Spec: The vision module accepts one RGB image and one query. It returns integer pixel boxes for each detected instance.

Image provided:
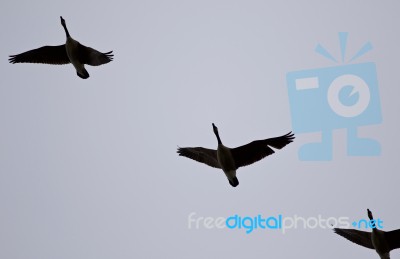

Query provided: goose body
[334,209,400,259]
[177,123,294,187]
[65,36,88,79]
[217,143,238,186]
[9,16,113,79]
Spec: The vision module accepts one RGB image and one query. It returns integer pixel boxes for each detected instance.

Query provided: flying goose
[334,209,400,259]
[9,16,113,79]
[177,123,294,187]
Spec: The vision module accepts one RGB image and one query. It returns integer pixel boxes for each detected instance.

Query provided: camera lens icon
[327,74,370,118]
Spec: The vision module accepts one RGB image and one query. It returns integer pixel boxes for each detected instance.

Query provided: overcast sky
[1,0,399,258]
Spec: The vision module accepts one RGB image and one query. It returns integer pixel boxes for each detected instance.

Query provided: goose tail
[77,68,89,79]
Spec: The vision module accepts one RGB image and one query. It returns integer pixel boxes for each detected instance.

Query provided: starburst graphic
[315,32,373,63]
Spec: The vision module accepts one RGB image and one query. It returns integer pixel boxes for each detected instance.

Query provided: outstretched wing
[78,43,113,66]
[385,229,400,250]
[9,45,70,65]
[333,228,374,249]
[177,147,220,169]
[231,132,294,169]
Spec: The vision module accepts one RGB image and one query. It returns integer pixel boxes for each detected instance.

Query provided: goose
[334,209,400,259]
[177,123,294,187]
[9,16,113,79]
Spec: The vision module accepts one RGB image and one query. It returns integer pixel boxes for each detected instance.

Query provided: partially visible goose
[9,16,113,79]
[177,123,294,187]
[334,209,400,259]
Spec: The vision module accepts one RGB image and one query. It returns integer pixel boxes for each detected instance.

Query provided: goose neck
[62,23,70,38]
[215,132,222,145]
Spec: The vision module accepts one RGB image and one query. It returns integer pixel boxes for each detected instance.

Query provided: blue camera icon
[286,33,382,161]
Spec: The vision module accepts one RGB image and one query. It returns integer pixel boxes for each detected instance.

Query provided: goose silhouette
[334,209,400,259]
[178,123,294,187]
[9,16,113,79]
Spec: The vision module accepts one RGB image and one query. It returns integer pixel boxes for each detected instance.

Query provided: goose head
[212,123,222,145]
[60,16,70,38]
[60,16,66,26]
[368,209,374,220]
[212,123,218,135]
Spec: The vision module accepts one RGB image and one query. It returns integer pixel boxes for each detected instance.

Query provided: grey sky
[1,0,399,258]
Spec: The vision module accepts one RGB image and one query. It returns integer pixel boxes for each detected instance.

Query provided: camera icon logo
[286,33,382,161]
